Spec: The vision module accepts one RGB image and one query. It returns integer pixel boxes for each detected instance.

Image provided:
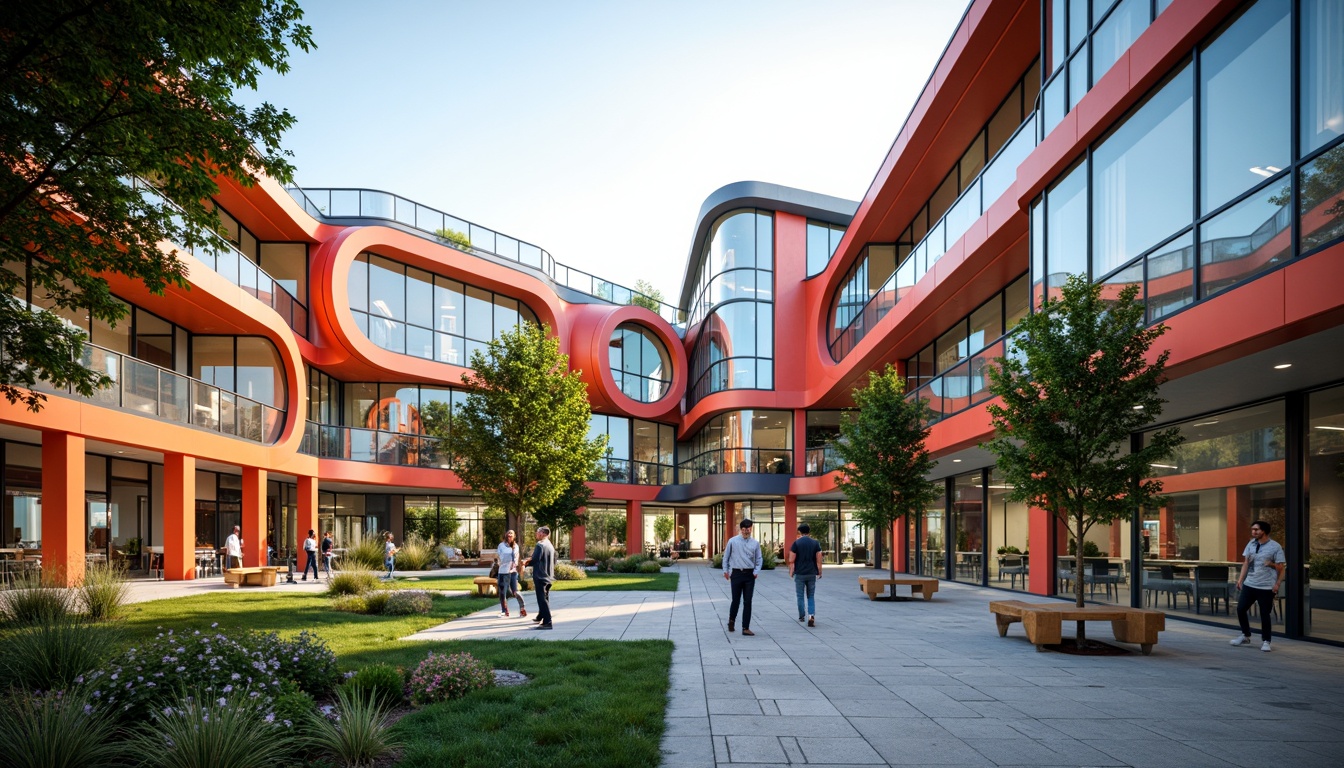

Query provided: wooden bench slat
[989,600,1165,655]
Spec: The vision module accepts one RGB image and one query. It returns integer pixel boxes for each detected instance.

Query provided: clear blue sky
[246,0,969,304]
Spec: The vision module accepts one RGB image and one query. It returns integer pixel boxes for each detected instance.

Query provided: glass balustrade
[829,119,1036,361]
[804,444,845,476]
[675,448,793,483]
[287,186,683,327]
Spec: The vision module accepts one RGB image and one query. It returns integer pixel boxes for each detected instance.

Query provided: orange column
[297,475,319,573]
[723,501,736,549]
[783,495,798,553]
[570,507,587,561]
[892,520,907,572]
[1159,502,1176,558]
[1027,506,1057,595]
[40,431,85,587]
[1226,486,1249,562]
[242,467,268,567]
[625,500,642,556]
[162,453,196,581]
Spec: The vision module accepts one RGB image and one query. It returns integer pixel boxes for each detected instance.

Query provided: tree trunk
[1075,516,1087,644]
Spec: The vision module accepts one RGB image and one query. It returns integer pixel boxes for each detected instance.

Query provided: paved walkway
[405,563,1344,768]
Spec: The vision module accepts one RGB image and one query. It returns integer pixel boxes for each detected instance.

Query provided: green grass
[389,571,680,592]
[383,640,671,768]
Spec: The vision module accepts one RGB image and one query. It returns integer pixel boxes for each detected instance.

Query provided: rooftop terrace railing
[286,186,684,326]
[829,118,1036,361]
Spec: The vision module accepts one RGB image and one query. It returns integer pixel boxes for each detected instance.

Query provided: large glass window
[190,336,282,408]
[951,472,984,585]
[1298,142,1344,254]
[806,221,845,278]
[1301,0,1344,155]
[347,252,539,365]
[680,410,792,479]
[1045,159,1088,296]
[988,469,1031,591]
[1307,385,1344,642]
[1199,0,1291,216]
[608,323,672,403]
[588,415,675,485]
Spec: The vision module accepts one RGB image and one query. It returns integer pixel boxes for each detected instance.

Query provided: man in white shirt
[224,525,243,569]
[722,519,763,636]
[1231,520,1286,652]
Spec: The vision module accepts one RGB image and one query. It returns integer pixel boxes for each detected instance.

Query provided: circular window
[609,323,672,403]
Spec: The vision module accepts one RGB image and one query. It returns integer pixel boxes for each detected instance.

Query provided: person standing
[495,529,527,618]
[1232,520,1286,651]
[525,526,556,629]
[301,529,320,581]
[224,525,243,570]
[382,532,398,581]
[789,522,823,627]
[722,519,763,636]
[320,531,334,579]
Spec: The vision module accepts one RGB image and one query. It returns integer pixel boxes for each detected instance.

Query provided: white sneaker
[1230,635,1251,647]
[1261,641,1272,652]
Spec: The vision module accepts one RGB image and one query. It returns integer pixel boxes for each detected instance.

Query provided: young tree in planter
[532,476,593,537]
[986,275,1182,639]
[653,514,675,554]
[834,364,941,588]
[0,1,313,410]
[450,323,607,533]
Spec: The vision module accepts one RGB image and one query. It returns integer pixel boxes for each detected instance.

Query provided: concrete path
[405,563,1344,768]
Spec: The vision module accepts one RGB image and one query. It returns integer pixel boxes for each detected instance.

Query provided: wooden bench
[858,576,939,601]
[223,566,279,588]
[472,576,497,596]
[989,600,1165,655]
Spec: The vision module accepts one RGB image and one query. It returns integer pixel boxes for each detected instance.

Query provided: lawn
[389,570,680,592]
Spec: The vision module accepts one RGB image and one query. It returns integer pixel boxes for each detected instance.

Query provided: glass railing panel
[376,430,406,464]
[160,370,190,423]
[416,204,442,233]
[969,338,1004,406]
[263,406,283,443]
[519,243,543,270]
[348,427,376,463]
[122,358,160,415]
[469,224,496,254]
[219,392,238,436]
[80,345,121,406]
[983,121,1036,204]
[361,190,394,219]
[191,381,219,430]
[394,196,416,228]
[330,190,358,216]
[945,179,982,243]
[237,398,264,442]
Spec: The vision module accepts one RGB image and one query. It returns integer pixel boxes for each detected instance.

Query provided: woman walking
[496,529,527,618]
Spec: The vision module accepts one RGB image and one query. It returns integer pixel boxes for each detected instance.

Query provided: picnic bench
[858,576,939,601]
[472,576,497,596]
[223,566,280,588]
[989,600,1165,655]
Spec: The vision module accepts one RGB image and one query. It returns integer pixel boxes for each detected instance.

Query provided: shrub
[364,590,391,615]
[331,594,369,614]
[657,558,673,568]
[248,630,341,698]
[341,663,404,709]
[761,550,778,570]
[554,563,587,581]
[586,545,620,562]
[0,617,119,692]
[0,571,73,624]
[341,533,389,571]
[711,552,723,568]
[638,560,662,574]
[383,590,432,616]
[272,679,317,726]
[0,688,125,768]
[406,652,493,705]
[78,561,131,621]
[1311,553,1344,581]
[303,685,402,768]
[394,533,435,571]
[434,227,472,250]
[131,687,295,768]
[328,570,380,597]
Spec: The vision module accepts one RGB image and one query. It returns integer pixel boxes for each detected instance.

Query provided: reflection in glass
[1198,182,1292,299]
[1092,0,1146,84]
[1145,232,1194,321]
[608,323,672,403]
[1298,143,1344,253]
[1307,384,1344,642]
[1046,159,1088,292]
[1300,0,1344,155]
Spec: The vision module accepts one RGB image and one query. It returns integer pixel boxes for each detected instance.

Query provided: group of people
[493,526,557,629]
[722,518,824,636]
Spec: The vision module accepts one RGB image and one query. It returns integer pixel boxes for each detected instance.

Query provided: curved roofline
[677,181,858,309]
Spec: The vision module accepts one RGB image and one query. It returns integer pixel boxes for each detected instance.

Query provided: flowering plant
[406,652,493,705]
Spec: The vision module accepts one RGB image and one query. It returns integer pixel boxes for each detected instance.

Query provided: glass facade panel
[1307,385,1344,642]
[1091,0,1145,83]
[988,469,1031,590]
[1146,232,1194,321]
[952,472,984,584]
[1199,0,1291,216]
[1299,142,1344,253]
[1198,182,1292,299]
[1046,159,1088,293]
[1301,0,1344,154]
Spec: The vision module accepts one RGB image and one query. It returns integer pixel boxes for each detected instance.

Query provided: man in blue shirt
[722,519,763,636]
[789,523,823,627]
[1231,520,1285,652]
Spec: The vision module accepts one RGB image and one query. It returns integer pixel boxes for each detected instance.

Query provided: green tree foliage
[450,323,606,532]
[630,279,664,312]
[533,476,593,534]
[834,364,941,583]
[402,504,459,544]
[0,1,313,410]
[986,275,1182,627]
[653,514,675,550]
[434,228,472,250]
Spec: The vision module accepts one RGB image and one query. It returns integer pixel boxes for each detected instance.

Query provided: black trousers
[535,580,553,625]
[729,570,756,628]
[302,550,319,579]
[1237,585,1275,641]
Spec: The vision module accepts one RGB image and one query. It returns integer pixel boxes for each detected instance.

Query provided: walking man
[722,518,763,636]
[526,526,557,629]
[1232,520,1286,651]
[789,522,823,627]
[224,525,243,569]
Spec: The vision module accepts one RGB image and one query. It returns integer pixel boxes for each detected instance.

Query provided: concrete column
[1226,486,1250,562]
[297,475,320,573]
[723,500,736,549]
[242,467,267,567]
[162,453,196,581]
[1027,506,1057,594]
[40,432,85,587]
[570,508,587,562]
[625,500,643,556]
[892,520,907,573]
[783,495,798,553]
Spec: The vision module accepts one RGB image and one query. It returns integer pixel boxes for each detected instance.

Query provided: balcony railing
[299,422,452,467]
[134,179,308,337]
[10,339,285,444]
[804,444,845,476]
[676,447,792,483]
[286,186,683,327]
[593,458,675,485]
[829,118,1036,361]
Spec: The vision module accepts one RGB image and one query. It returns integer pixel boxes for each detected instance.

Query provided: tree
[0,1,313,411]
[450,322,607,533]
[653,514,675,552]
[986,275,1182,639]
[533,476,592,535]
[834,364,941,588]
[630,279,664,313]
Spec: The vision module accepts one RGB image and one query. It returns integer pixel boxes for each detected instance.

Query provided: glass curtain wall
[609,323,672,403]
[1307,385,1344,642]
[988,469,1031,591]
[806,221,845,277]
[738,501,786,560]
[685,210,774,405]
[951,472,984,584]
[680,410,792,479]
[583,504,628,556]
[588,415,676,484]
[796,501,865,564]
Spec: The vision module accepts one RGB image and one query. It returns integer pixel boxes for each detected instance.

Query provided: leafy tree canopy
[630,279,664,313]
[986,275,1182,612]
[834,363,940,582]
[0,0,313,409]
[449,323,607,531]
[532,476,593,534]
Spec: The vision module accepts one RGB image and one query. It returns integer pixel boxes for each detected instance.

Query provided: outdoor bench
[989,599,1165,655]
[223,566,279,588]
[858,576,939,601]
[472,576,497,596]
